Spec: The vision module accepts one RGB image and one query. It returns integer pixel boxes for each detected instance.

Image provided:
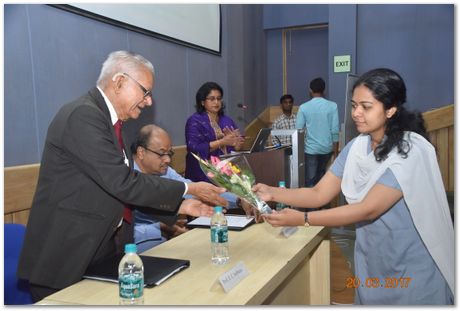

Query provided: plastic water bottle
[276,181,289,211]
[210,206,229,265]
[118,244,144,305]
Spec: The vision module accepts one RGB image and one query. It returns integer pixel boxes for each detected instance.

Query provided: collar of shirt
[97,86,118,126]
[133,160,141,172]
[283,113,296,119]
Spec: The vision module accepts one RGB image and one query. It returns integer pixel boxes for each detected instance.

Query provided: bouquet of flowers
[191,153,272,214]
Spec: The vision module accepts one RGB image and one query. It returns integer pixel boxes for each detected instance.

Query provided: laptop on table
[220,128,271,158]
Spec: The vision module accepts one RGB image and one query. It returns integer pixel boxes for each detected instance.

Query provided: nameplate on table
[218,261,250,293]
[281,226,298,237]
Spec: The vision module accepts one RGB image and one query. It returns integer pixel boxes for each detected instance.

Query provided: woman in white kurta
[253,68,454,304]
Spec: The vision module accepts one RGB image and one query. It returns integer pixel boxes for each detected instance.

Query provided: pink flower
[219,165,233,176]
[207,172,215,178]
[210,156,221,166]
[210,155,232,176]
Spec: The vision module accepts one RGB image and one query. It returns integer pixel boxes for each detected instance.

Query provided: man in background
[271,94,297,146]
[296,77,339,187]
[131,124,240,252]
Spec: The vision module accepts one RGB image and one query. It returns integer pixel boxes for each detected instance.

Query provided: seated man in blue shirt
[131,124,240,253]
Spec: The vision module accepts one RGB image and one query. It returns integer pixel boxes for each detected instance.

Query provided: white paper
[188,214,254,229]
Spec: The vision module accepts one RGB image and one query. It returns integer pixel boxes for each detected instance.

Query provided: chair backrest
[4,224,33,304]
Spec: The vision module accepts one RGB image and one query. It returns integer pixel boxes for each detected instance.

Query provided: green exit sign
[334,55,351,73]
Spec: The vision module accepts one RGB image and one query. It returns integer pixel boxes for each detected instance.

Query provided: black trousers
[28,220,134,303]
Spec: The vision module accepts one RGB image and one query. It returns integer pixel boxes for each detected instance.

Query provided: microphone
[237,103,248,109]
[274,135,282,148]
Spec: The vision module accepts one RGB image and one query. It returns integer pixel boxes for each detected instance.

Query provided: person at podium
[185,81,245,182]
[271,94,297,146]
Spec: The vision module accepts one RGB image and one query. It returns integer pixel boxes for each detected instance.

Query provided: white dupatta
[342,132,454,294]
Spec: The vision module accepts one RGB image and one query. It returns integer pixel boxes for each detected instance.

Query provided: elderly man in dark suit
[17,50,227,302]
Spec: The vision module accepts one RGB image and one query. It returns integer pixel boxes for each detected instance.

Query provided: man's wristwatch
[303,212,310,227]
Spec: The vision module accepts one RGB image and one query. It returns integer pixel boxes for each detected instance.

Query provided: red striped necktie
[113,120,132,224]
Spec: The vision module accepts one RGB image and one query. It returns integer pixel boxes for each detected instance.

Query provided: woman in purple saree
[185,82,245,182]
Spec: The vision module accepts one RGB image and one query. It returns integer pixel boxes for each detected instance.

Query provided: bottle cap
[279,181,286,187]
[124,243,137,253]
[214,206,223,213]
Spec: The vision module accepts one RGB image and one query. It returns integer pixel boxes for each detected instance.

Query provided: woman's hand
[239,198,264,223]
[221,127,245,148]
[262,208,304,227]
[252,183,274,202]
[234,135,245,150]
[220,132,243,147]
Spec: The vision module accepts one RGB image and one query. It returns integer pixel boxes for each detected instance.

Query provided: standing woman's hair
[353,68,429,161]
[195,82,225,116]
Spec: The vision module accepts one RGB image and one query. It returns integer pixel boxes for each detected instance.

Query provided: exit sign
[334,55,351,73]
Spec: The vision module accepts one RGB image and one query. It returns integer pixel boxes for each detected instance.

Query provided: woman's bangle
[303,212,310,227]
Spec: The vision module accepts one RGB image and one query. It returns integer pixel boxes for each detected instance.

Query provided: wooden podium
[239,148,289,187]
[218,148,289,211]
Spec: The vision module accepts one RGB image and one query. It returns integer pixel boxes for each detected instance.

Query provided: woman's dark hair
[195,82,225,116]
[352,68,428,161]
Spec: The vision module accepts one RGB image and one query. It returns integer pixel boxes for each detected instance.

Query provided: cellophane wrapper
[192,153,272,214]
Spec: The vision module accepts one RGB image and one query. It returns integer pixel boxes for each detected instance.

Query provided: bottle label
[211,227,228,243]
[119,273,144,299]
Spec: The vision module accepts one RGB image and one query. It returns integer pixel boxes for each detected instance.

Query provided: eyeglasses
[122,72,152,99]
[144,146,174,159]
[205,96,222,102]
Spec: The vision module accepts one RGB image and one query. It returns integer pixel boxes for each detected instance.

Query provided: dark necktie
[113,120,132,224]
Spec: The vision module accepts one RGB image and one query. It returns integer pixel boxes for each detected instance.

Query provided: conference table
[36,222,330,305]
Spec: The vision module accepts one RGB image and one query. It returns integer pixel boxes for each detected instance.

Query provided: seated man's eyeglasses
[143,146,174,159]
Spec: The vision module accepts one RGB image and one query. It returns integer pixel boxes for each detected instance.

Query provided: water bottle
[118,244,144,305]
[276,181,289,211]
[210,206,229,265]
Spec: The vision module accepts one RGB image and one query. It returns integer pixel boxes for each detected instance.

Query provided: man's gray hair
[96,50,155,88]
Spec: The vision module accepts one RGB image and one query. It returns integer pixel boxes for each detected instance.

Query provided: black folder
[83,254,190,288]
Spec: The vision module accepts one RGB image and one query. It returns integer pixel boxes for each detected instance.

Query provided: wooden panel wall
[170,145,187,176]
[4,164,40,225]
[423,104,454,191]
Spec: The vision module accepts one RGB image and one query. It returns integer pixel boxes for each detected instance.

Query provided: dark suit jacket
[17,88,185,290]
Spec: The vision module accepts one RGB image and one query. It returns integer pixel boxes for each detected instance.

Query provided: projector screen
[52,4,221,55]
